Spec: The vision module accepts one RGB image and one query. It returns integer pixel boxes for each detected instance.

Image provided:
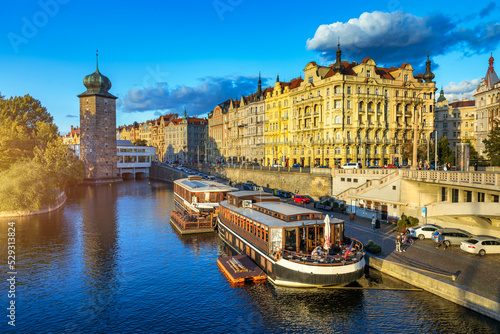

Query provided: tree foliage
[0,94,84,211]
[437,137,455,164]
[483,120,500,160]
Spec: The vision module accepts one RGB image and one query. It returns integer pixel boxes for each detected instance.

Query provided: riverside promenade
[296,201,500,322]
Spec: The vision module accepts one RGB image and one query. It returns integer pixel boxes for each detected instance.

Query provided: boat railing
[276,238,364,266]
[171,211,213,230]
[219,215,268,252]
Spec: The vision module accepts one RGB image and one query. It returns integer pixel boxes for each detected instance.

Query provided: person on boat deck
[311,246,324,257]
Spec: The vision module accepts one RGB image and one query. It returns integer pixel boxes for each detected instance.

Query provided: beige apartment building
[164,111,207,163]
[474,54,500,156]
[285,46,437,167]
[435,90,477,154]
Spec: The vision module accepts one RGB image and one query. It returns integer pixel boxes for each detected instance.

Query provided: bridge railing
[400,170,500,189]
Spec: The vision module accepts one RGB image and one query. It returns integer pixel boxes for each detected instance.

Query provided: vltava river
[1,179,498,333]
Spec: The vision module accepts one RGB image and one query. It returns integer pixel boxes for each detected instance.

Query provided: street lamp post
[411,103,419,170]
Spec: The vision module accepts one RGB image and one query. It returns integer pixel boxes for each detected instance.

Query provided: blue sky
[1,0,499,134]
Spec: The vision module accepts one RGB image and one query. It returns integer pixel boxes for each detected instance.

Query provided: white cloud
[306,10,500,70]
[442,79,480,101]
[118,75,266,116]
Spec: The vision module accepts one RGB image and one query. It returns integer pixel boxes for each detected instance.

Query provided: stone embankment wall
[200,166,331,200]
[366,255,500,322]
[150,165,184,183]
[0,191,67,217]
[150,165,331,199]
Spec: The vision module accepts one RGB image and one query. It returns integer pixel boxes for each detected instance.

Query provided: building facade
[164,111,207,163]
[78,57,119,182]
[208,100,229,163]
[474,54,500,156]
[435,90,477,154]
[264,76,299,166]
[282,47,436,167]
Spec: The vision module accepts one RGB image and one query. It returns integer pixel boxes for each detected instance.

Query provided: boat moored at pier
[218,191,365,287]
[170,175,238,234]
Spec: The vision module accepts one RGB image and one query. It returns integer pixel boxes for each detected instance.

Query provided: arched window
[346,147,351,155]
[335,147,341,154]
[335,116,340,124]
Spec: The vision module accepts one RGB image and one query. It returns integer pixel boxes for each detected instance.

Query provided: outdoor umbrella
[323,214,331,251]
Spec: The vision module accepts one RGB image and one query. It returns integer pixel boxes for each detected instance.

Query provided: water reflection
[0,179,498,333]
[66,185,120,332]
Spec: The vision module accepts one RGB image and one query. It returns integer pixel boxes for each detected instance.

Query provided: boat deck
[169,211,214,235]
[217,255,267,284]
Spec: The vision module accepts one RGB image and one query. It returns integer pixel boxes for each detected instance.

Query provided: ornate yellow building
[264,76,301,166]
[273,45,437,167]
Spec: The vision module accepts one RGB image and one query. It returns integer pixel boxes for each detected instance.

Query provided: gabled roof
[450,100,475,108]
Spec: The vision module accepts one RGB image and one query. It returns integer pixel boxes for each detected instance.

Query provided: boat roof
[253,202,319,216]
[228,190,274,197]
[175,178,238,193]
[220,200,343,228]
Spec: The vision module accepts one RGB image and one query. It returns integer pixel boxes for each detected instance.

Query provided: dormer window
[367,70,371,78]
[404,74,408,82]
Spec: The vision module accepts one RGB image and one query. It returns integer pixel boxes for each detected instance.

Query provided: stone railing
[400,170,500,191]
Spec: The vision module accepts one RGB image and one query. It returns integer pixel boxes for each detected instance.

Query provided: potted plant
[396,214,419,232]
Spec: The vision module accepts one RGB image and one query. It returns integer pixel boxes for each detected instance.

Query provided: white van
[341,162,361,169]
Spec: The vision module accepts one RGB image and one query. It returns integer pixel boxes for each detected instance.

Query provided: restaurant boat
[217,191,365,287]
[170,175,238,234]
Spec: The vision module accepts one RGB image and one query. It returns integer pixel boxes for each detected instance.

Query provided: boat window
[289,216,297,221]
[285,228,297,252]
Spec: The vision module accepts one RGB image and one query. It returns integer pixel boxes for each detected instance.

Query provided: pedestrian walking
[371,216,376,232]
[395,234,402,252]
[435,231,447,250]
[400,233,407,251]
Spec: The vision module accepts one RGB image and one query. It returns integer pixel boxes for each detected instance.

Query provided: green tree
[133,139,148,146]
[0,94,53,137]
[438,137,455,164]
[0,95,84,211]
[483,120,500,164]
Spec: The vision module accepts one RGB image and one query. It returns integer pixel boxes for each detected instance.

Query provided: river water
[1,179,498,333]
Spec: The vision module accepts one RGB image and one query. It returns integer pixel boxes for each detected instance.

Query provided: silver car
[431,228,474,247]
[460,237,500,256]
[408,224,441,240]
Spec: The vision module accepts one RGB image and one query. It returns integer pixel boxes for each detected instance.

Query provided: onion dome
[78,51,117,99]
[423,54,435,83]
[437,87,446,103]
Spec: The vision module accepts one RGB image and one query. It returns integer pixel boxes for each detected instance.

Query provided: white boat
[170,175,238,234]
[217,191,365,287]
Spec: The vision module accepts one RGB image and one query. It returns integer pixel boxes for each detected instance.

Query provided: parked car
[383,164,397,169]
[293,195,311,204]
[367,166,381,169]
[431,228,474,247]
[460,237,500,256]
[272,164,282,167]
[292,163,303,168]
[408,224,442,240]
[341,162,361,169]
[243,183,254,190]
